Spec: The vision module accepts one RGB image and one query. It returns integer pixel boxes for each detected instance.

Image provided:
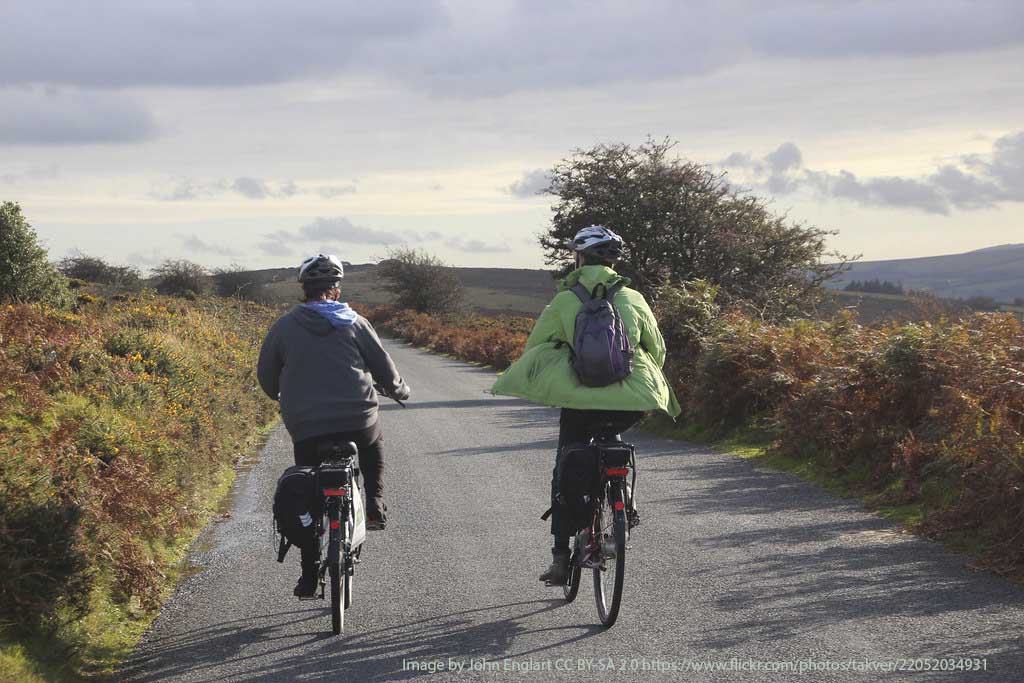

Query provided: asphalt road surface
[121,341,1024,682]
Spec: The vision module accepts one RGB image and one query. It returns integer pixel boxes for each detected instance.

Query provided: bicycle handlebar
[373,384,407,408]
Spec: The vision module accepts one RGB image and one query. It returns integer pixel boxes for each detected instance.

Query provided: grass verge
[0,418,278,683]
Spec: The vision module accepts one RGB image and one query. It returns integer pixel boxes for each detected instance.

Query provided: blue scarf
[301,301,358,329]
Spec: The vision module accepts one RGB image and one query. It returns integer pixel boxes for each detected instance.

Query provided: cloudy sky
[2,0,1022,271]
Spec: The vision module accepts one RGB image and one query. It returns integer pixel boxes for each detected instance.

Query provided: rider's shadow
[126,598,604,683]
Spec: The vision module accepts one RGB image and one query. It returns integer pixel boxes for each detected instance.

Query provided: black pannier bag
[273,465,319,562]
[554,443,601,533]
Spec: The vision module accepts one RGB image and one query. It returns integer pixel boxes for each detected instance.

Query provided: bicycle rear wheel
[329,561,343,634]
[344,560,354,609]
[329,516,348,634]
[593,482,627,627]
[563,545,582,603]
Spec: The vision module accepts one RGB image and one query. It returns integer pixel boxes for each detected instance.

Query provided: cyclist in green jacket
[492,226,680,584]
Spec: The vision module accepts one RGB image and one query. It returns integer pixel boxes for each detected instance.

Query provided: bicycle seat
[316,441,358,460]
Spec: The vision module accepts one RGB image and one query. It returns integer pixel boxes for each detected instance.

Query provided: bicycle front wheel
[593,482,627,627]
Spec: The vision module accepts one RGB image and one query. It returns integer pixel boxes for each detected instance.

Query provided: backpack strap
[603,282,624,301]
[569,283,592,304]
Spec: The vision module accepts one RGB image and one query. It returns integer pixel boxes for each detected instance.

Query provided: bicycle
[304,441,365,635]
[304,386,406,635]
[559,436,637,628]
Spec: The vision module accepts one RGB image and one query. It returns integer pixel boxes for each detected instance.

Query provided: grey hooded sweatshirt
[257,305,406,442]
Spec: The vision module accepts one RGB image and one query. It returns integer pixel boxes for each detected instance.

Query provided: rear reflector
[606,468,629,476]
[330,520,340,529]
[614,501,625,511]
[323,488,347,496]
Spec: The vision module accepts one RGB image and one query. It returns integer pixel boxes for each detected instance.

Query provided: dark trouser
[551,408,644,553]
[293,421,384,568]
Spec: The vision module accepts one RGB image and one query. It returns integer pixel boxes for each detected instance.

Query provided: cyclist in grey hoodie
[257,254,410,597]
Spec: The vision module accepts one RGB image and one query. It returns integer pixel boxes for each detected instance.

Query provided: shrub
[153,259,207,297]
[376,248,465,315]
[0,201,74,309]
[212,264,258,299]
[57,254,142,290]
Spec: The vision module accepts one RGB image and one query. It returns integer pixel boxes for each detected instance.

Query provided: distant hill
[251,264,557,316]
[829,244,1024,303]
[240,243,1024,321]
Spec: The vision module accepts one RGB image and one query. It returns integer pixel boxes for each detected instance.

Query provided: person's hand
[392,381,411,401]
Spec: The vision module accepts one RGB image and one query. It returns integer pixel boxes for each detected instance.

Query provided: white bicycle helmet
[570,225,624,259]
[298,253,345,283]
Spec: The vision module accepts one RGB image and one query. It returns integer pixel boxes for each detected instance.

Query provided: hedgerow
[366,289,1024,576]
[0,291,277,675]
[361,305,530,369]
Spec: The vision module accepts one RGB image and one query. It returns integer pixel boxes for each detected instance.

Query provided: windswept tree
[539,138,854,320]
[0,201,74,308]
[57,253,142,290]
[377,247,465,315]
[212,264,258,299]
[153,259,207,298]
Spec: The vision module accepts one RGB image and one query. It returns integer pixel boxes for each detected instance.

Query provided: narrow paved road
[121,341,1024,682]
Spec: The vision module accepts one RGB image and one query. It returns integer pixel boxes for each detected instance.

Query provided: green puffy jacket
[491,265,681,417]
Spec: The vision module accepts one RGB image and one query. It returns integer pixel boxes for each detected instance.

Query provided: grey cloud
[986,132,1024,199]
[5,2,1018,97]
[232,177,272,199]
[0,1,446,88]
[258,230,297,257]
[723,131,1024,215]
[445,237,511,253]
[152,177,349,201]
[1,163,59,184]
[829,172,949,215]
[298,217,403,244]
[720,152,754,168]
[766,142,801,174]
[178,234,239,257]
[318,184,358,198]
[0,87,158,145]
[126,249,165,267]
[505,169,551,198]
[258,241,295,257]
[747,1,1024,59]
[153,178,226,201]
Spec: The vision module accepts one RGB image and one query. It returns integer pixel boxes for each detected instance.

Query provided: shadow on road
[640,453,1024,667]
[119,598,607,682]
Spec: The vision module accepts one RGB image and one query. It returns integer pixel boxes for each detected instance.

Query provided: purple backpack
[569,282,634,387]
